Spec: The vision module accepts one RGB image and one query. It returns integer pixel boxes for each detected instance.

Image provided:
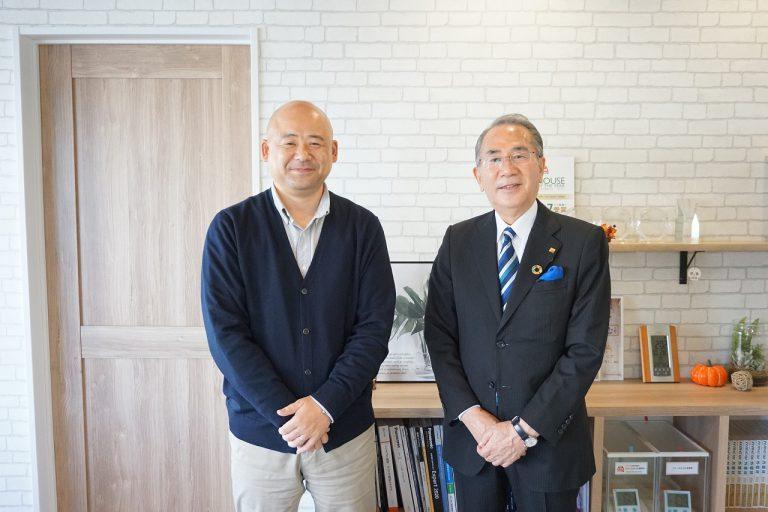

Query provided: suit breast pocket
[516,281,569,343]
[531,278,567,292]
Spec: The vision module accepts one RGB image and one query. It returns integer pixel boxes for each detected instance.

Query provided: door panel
[76,77,225,326]
[41,44,250,511]
[84,359,231,512]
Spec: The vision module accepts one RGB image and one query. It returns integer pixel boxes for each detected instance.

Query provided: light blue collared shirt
[271,185,331,278]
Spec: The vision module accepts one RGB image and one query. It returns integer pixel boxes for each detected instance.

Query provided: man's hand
[277,397,331,454]
[477,421,527,468]
[460,407,499,445]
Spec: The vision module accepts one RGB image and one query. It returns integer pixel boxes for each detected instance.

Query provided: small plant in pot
[728,317,766,386]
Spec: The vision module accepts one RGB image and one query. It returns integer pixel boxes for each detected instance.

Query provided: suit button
[304,369,312,376]
[496,341,505,348]
[302,328,310,335]
[488,381,496,390]
[301,288,308,295]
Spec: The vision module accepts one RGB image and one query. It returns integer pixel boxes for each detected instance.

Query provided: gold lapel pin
[532,264,543,275]
[548,247,556,254]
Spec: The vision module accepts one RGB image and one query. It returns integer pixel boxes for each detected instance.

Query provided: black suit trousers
[455,463,580,512]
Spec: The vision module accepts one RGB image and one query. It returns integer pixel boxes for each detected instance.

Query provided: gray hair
[474,114,544,164]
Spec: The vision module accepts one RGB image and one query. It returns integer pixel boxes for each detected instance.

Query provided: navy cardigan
[201,190,395,453]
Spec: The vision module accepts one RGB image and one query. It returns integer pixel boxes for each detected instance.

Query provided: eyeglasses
[479,150,539,169]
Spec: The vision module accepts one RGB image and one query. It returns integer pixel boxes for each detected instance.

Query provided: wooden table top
[372,379,768,418]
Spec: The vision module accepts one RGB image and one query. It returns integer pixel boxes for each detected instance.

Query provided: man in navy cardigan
[202,101,395,512]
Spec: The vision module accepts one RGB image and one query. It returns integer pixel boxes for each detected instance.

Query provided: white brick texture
[1,2,768,509]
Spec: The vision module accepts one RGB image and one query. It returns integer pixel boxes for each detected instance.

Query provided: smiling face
[473,123,546,224]
[261,101,338,198]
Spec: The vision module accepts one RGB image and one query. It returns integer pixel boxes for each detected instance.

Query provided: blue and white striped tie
[498,227,519,310]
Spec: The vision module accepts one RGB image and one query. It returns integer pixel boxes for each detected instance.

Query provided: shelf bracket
[679,251,700,284]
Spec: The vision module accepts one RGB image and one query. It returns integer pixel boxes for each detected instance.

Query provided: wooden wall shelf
[607,239,768,252]
[373,380,768,511]
[605,239,768,283]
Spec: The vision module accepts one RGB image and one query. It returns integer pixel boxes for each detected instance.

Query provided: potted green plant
[729,317,766,386]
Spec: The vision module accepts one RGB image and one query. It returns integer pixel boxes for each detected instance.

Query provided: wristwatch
[511,416,538,448]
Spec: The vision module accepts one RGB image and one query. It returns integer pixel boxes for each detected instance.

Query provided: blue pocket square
[538,265,564,281]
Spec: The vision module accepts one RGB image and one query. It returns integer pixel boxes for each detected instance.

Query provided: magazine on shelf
[377,423,399,512]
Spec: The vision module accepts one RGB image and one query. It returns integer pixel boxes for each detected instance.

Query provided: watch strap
[511,416,529,441]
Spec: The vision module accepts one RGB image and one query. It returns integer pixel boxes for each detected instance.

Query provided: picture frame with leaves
[377,261,435,382]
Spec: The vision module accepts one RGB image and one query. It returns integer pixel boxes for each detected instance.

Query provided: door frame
[13,27,261,512]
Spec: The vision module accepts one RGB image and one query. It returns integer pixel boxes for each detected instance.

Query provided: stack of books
[727,420,768,509]
[374,419,590,512]
[375,419,459,512]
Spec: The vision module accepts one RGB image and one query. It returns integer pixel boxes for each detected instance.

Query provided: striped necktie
[498,227,519,310]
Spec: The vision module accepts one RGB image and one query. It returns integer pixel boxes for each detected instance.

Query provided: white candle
[691,213,700,241]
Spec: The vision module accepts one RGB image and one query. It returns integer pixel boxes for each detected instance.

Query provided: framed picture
[639,324,681,383]
[597,296,624,381]
[377,261,435,382]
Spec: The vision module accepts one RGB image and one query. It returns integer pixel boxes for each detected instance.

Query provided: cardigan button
[302,328,310,335]
[301,288,308,295]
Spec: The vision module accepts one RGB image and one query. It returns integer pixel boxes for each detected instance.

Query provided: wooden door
[40,44,251,512]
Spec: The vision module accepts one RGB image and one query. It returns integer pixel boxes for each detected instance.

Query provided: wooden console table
[373,379,768,511]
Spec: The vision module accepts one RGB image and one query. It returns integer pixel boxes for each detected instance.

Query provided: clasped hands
[277,396,331,454]
[462,408,538,468]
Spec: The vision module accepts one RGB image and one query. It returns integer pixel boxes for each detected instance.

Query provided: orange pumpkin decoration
[690,360,728,387]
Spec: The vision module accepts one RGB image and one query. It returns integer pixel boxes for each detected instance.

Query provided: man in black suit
[425,114,610,511]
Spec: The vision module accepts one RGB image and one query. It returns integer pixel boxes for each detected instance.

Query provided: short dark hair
[474,114,544,164]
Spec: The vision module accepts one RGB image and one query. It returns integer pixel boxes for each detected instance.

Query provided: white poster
[597,297,624,381]
[539,155,575,214]
[377,262,435,382]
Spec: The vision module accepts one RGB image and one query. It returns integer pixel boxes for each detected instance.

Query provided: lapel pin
[532,264,543,275]
[548,247,556,254]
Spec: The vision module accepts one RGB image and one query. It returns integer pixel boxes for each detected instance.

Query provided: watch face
[524,437,537,448]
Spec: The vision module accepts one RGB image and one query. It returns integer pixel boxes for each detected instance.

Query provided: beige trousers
[229,426,376,512]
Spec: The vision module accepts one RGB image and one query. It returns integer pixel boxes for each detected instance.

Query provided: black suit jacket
[424,201,610,492]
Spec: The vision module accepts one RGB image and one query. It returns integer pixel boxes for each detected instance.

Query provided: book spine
[401,424,422,512]
[425,424,443,511]
[377,423,399,512]
[443,460,458,512]
[434,424,449,512]
[415,424,434,512]
[391,424,416,512]
[374,427,383,511]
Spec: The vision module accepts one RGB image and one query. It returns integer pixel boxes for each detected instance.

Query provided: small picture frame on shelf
[639,324,681,383]
[377,261,435,382]
[597,296,624,381]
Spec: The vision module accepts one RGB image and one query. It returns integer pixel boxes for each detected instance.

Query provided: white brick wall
[2,1,768,509]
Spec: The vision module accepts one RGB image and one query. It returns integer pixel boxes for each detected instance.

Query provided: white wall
[1,1,767,509]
